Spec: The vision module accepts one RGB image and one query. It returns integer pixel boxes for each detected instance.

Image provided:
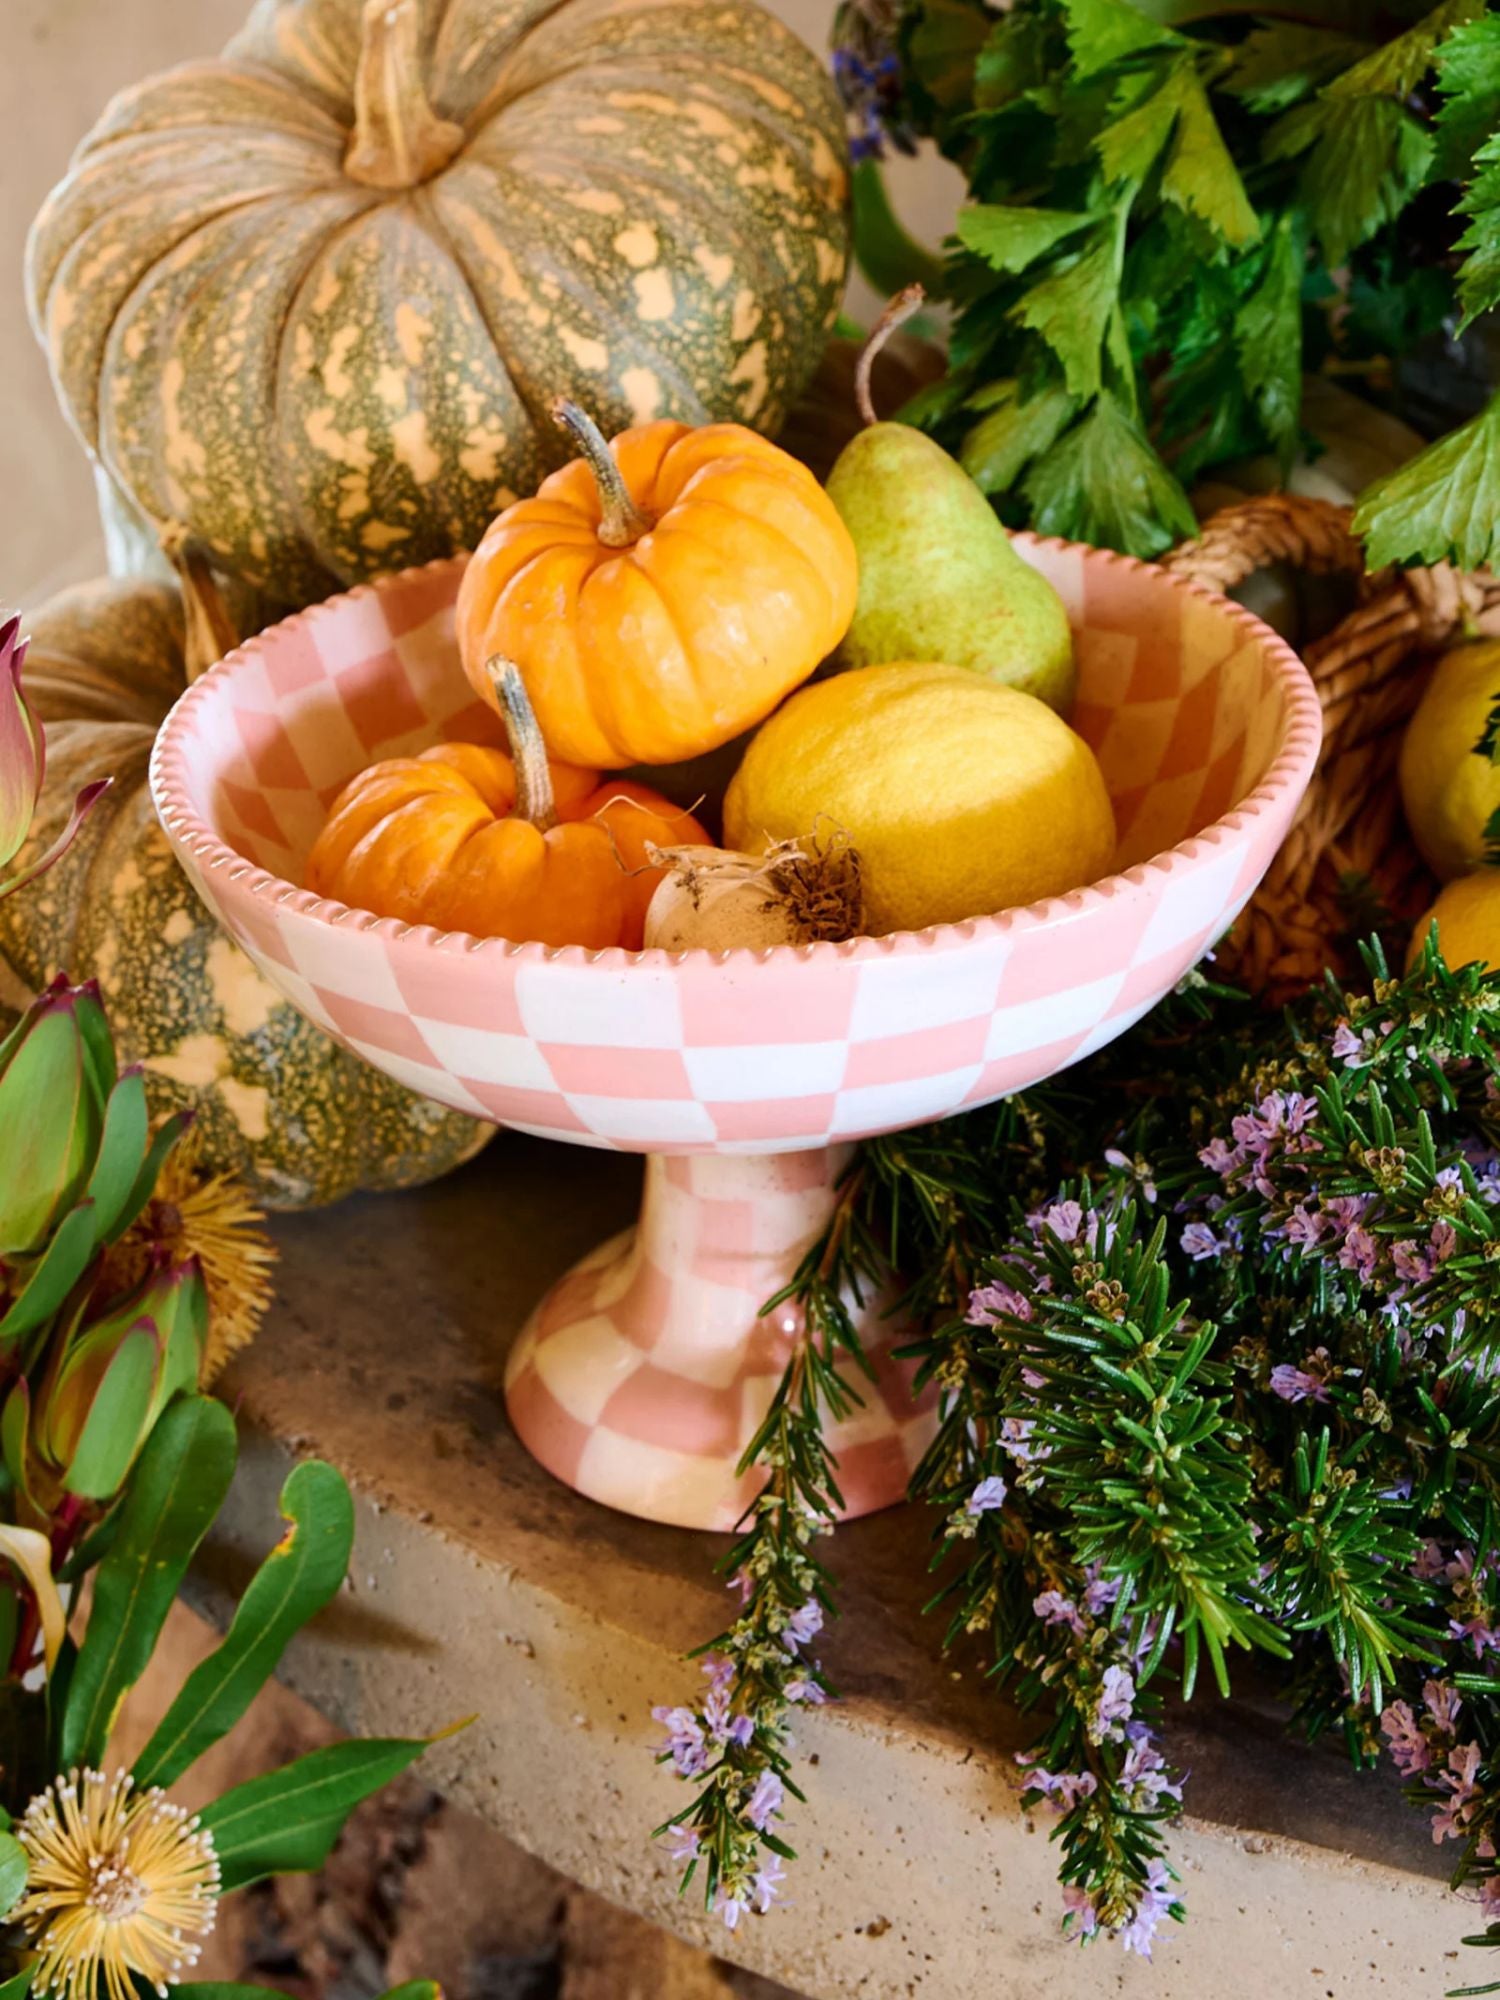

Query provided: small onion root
[643,825,865,950]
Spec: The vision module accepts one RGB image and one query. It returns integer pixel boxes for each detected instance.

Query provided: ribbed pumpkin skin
[27,0,850,608]
[0,579,490,1209]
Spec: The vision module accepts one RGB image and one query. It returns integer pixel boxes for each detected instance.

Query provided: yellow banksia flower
[13,1768,220,2000]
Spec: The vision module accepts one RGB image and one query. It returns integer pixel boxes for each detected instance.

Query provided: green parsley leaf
[1225,22,1374,114]
[956,204,1098,274]
[1453,145,1500,327]
[1059,0,1184,81]
[1352,390,1500,572]
[960,382,1078,492]
[1010,231,1121,398]
[1268,93,1434,266]
[1161,66,1261,246]
[1097,59,1184,186]
[1235,213,1303,465]
[1322,0,1486,102]
[1022,392,1197,555]
[1432,13,1500,179]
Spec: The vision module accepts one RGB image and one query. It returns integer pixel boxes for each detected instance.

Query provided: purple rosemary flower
[1415,1540,1449,1581]
[1083,1567,1122,1616]
[752,1854,786,1913]
[652,1705,710,1778]
[1120,1858,1177,1959]
[1090,1664,1136,1739]
[1269,1360,1332,1403]
[1181,1220,1230,1260]
[1430,1741,1486,1843]
[1121,1733,1184,1808]
[1034,1589,1087,1636]
[783,1599,824,1651]
[967,1474,1008,1515]
[1337,1225,1380,1282]
[1380,1700,1431,1776]
[785,1678,827,1705]
[715,1885,749,1930]
[1035,1199,1084,1245]
[1199,1135,1240,1176]
[1331,1020,1366,1065]
[968,1281,1032,1324]
[746,1769,785,1831]
[1022,1759,1098,1811]
[663,1823,700,1864]
[1426,1680,1464,1734]
[1062,1882,1099,1937]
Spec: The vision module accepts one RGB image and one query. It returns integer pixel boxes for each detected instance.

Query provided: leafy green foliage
[0,1833,27,1921]
[885,0,1500,565]
[132,1459,356,1791]
[59,1395,236,1771]
[750,944,1500,1965]
[1353,391,1500,570]
[201,1737,446,1892]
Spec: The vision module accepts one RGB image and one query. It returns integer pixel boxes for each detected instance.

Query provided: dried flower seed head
[14,1768,220,2000]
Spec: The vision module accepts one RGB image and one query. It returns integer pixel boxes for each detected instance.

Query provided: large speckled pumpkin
[0,576,490,1209]
[27,0,850,608]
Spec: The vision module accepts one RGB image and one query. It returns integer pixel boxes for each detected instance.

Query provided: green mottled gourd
[26,0,850,607]
[0,561,490,1208]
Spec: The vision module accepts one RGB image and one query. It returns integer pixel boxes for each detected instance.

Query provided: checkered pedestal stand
[504,1146,935,1531]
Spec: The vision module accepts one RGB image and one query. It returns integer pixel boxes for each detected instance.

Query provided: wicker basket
[1163,494,1500,1004]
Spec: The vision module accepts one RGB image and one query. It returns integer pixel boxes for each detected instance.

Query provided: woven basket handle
[1163,492,1366,596]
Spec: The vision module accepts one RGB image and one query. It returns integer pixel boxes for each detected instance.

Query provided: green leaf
[961,382,1077,493]
[1096,63,1183,186]
[63,1322,161,1502]
[83,1071,148,1247]
[907,0,992,116]
[1160,68,1260,245]
[1022,393,1197,556]
[112,1109,193,1246]
[1453,148,1500,327]
[133,1461,355,1791]
[0,1833,27,1921]
[1268,93,1433,267]
[956,204,1098,274]
[1225,22,1374,113]
[1353,392,1500,572]
[1234,212,1303,462]
[0,1203,98,1346]
[60,1395,237,1771]
[1322,0,1485,102]
[1060,0,1183,80]
[200,1736,445,1892]
[1011,233,1120,399]
[0,1969,35,2000]
[1432,13,1500,172]
[851,160,946,301]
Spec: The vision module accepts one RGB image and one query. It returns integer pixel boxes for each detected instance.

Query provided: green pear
[826,419,1077,716]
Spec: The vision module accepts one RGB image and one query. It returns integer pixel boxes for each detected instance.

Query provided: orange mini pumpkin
[455,402,858,770]
[307,663,708,951]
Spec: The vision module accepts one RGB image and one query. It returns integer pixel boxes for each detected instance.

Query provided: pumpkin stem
[486,658,558,834]
[550,399,654,549]
[344,0,465,191]
[160,523,240,683]
[855,284,926,429]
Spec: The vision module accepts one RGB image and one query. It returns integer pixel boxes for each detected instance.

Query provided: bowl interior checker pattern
[150,542,1321,1157]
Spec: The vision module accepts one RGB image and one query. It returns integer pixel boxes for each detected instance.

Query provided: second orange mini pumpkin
[307,664,709,952]
[455,402,858,770]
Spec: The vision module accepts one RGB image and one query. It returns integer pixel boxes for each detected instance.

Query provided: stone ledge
[190,1137,1459,1999]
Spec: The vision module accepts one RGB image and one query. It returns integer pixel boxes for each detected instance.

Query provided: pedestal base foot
[504,1148,935,1532]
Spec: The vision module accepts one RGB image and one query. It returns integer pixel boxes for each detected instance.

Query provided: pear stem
[344,0,465,190]
[486,658,557,833]
[855,284,927,429]
[159,522,241,683]
[550,398,653,548]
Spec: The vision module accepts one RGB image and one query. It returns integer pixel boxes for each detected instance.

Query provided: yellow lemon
[1408,870,1500,973]
[1398,640,1500,880]
[722,662,1116,935]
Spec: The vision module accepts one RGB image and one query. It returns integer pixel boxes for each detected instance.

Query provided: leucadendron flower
[0,613,109,901]
[21,1257,207,1508]
[0,980,112,1260]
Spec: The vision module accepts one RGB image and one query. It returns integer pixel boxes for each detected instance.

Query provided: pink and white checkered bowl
[149,540,1319,1531]
[148,542,1319,1155]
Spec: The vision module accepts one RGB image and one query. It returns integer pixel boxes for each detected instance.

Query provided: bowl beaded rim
[147,535,1324,973]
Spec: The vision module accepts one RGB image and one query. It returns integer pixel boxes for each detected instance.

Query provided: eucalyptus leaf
[133,1460,355,1791]
[60,1395,237,1770]
[0,1833,26,1920]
